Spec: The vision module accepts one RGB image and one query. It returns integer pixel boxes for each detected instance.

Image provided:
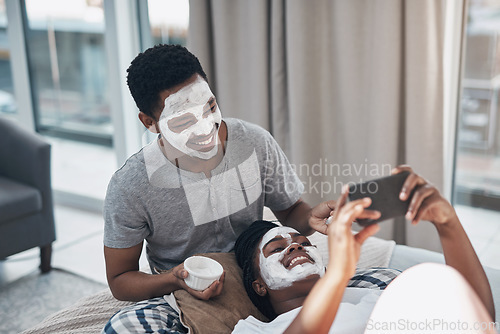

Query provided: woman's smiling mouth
[286,253,314,269]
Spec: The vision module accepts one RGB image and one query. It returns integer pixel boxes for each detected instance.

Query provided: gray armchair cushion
[0,117,55,262]
[0,176,42,224]
[0,117,54,231]
[0,119,51,194]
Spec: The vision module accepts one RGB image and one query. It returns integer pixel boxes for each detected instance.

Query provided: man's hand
[310,197,381,235]
[171,264,226,300]
[392,166,457,227]
[309,200,336,234]
[326,187,380,279]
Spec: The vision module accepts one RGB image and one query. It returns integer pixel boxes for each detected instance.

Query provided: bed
[20,231,500,334]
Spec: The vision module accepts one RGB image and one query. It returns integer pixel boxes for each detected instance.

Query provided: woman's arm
[284,189,380,334]
[437,219,495,320]
[394,165,495,320]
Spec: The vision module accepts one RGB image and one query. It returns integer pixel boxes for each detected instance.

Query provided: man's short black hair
[234,220,279,320]
[126,44,207,117]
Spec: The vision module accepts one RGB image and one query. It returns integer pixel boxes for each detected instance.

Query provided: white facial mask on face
[158,77,222,160]
[258,227,325,290]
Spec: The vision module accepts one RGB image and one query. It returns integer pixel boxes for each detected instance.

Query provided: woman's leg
[365,263,497,334]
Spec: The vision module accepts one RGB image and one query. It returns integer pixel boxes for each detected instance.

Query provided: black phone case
[348,171,412,226]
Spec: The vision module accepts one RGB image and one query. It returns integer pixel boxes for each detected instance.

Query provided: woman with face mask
[233,167,495,334]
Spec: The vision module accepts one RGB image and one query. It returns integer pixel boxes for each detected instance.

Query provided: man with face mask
[102,45,342,333]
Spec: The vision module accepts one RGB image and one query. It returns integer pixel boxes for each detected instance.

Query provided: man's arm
[272,199,315,235]
[394,166,495,320]
[104,243,224,302]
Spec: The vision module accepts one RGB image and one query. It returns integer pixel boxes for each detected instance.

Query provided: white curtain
[188,0,448,252]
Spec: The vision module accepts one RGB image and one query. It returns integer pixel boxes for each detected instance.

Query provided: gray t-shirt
[103,118,304,270]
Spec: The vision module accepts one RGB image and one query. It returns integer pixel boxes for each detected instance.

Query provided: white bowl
[183,256,223,291]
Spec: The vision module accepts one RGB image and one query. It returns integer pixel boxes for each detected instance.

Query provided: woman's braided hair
[234,220,279,320]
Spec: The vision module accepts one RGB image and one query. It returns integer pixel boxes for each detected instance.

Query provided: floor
[0,203,499,291]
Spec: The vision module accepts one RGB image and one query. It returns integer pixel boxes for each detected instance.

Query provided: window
[23,0,116,202]
[0,0,17,116]
[3,0,190,205]
[145,0,189,48]
[454,0,500,211]
[24,0,111,145]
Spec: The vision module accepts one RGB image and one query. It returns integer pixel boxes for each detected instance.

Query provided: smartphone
[348,171,412,226]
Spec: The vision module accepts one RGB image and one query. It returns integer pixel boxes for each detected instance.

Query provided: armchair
[0,117,56,273]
